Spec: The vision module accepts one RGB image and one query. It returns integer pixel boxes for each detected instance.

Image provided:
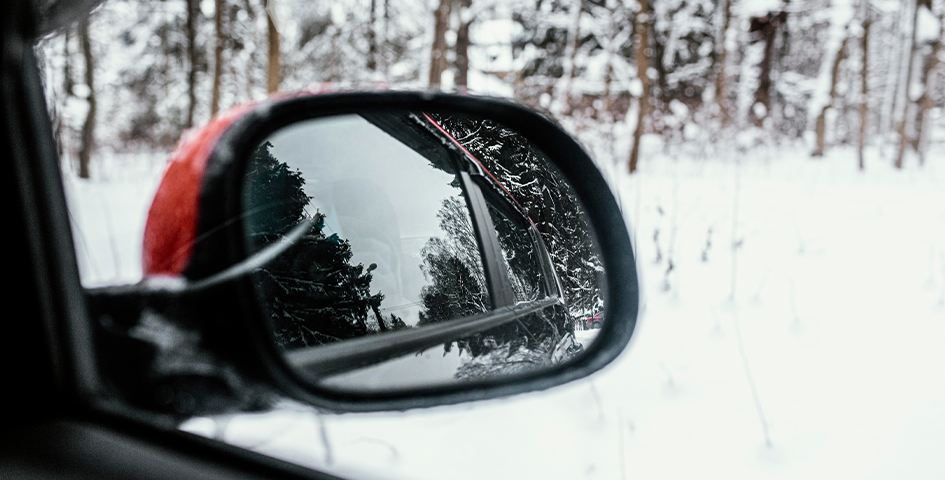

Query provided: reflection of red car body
[585,311,603,329]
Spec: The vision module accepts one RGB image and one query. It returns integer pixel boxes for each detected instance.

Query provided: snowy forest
[36,0,945,178]
[32,2,945,479]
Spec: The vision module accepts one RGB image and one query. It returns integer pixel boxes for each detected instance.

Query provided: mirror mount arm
[87,216,316,302]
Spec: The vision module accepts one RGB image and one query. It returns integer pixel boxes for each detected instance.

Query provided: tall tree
[185,0,198,127]
[915,5,943,165]
[454,0,472,90]
[629,0,650,174]
[368,0,378,71]
[715,0,733,125]
[858,0,871,170]
[211,0,225,116]
[266,0,281,93]
[812,34,850,157]
[558,0,585,111]
[750,10,788,126]
[429,0,452,87]
[77,17,95,179]
[895,0,920,169]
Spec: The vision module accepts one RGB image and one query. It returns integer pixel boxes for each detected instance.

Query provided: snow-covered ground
[68,143,945,480]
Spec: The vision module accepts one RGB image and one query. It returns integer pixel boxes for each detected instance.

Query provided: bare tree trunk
[916,10,943,165]
[368,0,378,71]
[600,0,617,121]
[858,4,870,170]
[883,4,909,138]
[266,0,281,93]
[895,0,920,169]
[429,0,452,87]
[751,11,786,126]
[813,35,850,157]
[330,24,340,82]
[58,29,74,158]
[715,0,733,125]
[77,18,95,180]
[455,0,472,90]
[560,0,586,111]
[211,0,225,116]
[629,0,650,174]
[371,304,388,332]
[185,0,198,128]
[383,0,390,75]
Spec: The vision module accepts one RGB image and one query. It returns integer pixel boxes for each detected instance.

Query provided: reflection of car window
[484,201,546,304]
[243,114,490,349]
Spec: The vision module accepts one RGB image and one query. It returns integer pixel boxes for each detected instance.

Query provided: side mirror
[90,92,638,414]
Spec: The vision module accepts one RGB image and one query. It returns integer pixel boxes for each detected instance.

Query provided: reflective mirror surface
[242,111,605,392]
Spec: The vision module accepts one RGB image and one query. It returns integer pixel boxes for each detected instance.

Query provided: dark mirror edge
[202,91,639,413]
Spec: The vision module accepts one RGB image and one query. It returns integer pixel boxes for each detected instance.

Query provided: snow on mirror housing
[207,93,638,411]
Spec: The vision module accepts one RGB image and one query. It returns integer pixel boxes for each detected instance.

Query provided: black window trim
[286,295,561,379]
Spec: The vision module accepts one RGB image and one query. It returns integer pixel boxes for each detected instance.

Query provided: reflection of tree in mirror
[432,115,605,322]
[244,142,387,349]
[418,195,569,364]
[244,142,312,237]
[418,196,489,329]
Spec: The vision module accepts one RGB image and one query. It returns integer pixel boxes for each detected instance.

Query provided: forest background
[37,0,945,180]
[33,1,945,480]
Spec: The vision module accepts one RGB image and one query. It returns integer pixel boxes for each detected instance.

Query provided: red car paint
[142,102,256,276]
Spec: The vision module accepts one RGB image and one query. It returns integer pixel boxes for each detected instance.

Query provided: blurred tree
[77,16,95,179]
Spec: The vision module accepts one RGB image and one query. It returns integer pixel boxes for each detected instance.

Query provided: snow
[63,152,166,287]
[71,140,945,479]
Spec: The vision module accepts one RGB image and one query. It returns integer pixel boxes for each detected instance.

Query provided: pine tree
[244,142,383,349]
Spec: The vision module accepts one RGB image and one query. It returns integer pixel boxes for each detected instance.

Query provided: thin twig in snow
[731,307,773,448]
[730,156,741,302]
[790,279,802,328]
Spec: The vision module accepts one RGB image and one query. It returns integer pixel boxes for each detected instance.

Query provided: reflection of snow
[573,328,600,347]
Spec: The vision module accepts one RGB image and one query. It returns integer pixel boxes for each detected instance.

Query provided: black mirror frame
[196,91,639,412]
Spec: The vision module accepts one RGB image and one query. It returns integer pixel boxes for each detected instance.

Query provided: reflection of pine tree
[244,142,311,237]
[244,142,383,349]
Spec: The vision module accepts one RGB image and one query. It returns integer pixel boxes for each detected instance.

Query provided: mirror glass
[242,111,606,392]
